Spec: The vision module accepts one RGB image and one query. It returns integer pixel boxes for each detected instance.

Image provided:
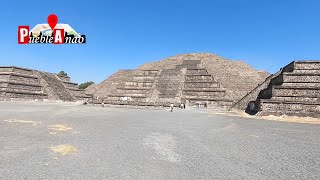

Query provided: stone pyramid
[0,66,91,102]
[87,53,269,108]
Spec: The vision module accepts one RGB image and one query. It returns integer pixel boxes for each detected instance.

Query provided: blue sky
[0,0,319,83]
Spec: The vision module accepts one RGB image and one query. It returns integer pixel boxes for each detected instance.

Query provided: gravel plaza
[0,101,319,179]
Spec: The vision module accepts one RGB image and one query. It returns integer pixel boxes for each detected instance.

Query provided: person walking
[170,103,174,112]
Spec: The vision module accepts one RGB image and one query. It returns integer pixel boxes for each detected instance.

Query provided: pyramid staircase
[102,60,233,108]
[155,69,182,106]
[180,60,233,108]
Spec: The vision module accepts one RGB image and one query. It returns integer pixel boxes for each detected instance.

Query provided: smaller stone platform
[0,66,92,102]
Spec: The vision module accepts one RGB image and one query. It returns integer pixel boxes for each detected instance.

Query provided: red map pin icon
[47,14,58,30]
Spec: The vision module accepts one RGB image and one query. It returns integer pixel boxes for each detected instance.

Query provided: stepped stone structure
[231,61,320,118]
[0,66,92,102]
[87,53,269,108]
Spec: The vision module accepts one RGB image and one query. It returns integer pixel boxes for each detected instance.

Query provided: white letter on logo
[54,30,63,44]
[20,29,28,43]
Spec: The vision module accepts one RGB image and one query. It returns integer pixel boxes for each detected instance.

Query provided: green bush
[79,81,94,90]
[58,71,68,76]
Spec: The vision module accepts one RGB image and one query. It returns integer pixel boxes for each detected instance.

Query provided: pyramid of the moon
[231,61,320,118]
[0,66,92,102]
[86,53,270,108]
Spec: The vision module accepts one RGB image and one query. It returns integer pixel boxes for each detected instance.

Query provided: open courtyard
[0,102,319,179]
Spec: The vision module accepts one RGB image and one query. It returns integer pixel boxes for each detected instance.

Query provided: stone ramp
[56,75,92,101]
[37,72,75,101]
[156,69,181,104]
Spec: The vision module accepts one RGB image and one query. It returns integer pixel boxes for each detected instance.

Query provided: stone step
[118,87,152,90]
[271,96,319,103]
[125,82,154,87]
[141,70,158,76]
[185,100,233,106]
[283,72,320,83]
[184,82,220,88]
[116,89,151,94]
[6,84,42,92]
[125,80,154,83]
[186,69,207,75]
[183,96,232,102]
[0,89,47,96]
[133,76,156,81]
[293,69,320,74]
[160,69,179,75]
[272,86,320,97]
[183,88,224,91]
[185,80,217,83]
[183,88,226,92]
[185,76,214,81]
[108,94,147,98]
[0,67,13,73]
[3,92,47,101]
[294,61,320,70]
[0,72,38,79]
[183,91,226,97]
[0,81,42,87]
[186,74,211,76]
[186,68,206,70]
[282,82,320,88]
[106,96,147,102]
[259,99,320,118]
[273,85,320,90]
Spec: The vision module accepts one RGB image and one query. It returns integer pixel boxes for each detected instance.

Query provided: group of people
[196,102,208,108]
[170,102,186,112]
[170,101,208,112]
